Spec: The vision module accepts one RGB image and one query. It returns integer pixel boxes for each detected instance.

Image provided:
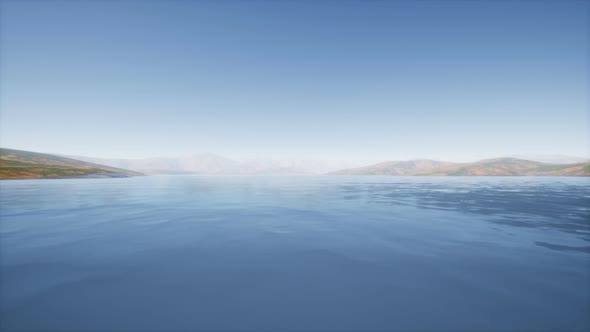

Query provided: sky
[1,0,589,163]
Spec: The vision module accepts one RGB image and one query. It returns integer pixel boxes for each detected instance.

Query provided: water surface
[1,176,589,331]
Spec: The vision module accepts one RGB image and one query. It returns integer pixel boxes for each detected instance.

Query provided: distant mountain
[66,154,351,175]
[414,158,590,176]
[329,159,455,175]
[9,150,587,178]
[238,158,355,175]
[330,158,590,176]
[178,153,241,174]
[66,153,239,175]
[508,154,590,164]
[0,148,143,179]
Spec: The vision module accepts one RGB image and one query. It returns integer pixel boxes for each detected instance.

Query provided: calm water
[1,176,589,332]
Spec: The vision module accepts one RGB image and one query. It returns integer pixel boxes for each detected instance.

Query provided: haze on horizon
[0,0,588,164]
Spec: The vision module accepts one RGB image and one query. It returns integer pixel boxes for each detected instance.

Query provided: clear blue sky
[1,0,588,162]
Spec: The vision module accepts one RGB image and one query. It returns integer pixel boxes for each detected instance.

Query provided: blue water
[1,176,589,332]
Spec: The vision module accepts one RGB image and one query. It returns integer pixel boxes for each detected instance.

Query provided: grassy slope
[0,148,143,179]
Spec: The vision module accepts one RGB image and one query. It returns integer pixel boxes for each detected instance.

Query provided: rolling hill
[330,158,590,176]
[329,160,455,175]
[0,148,143,179]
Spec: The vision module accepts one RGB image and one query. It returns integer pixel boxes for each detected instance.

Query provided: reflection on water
[338,180,590,239]
[1,176,589,332]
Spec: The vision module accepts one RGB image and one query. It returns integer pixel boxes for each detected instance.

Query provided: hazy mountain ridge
[67,154,353,175]
[332,157,590,176]
[329,159,455,175]
[0,148,143,179]
[4,148,589,178]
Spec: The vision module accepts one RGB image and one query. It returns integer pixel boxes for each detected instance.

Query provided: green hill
[0,148,143,179]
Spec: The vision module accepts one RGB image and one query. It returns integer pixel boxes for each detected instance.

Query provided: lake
[1,176,589,331]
